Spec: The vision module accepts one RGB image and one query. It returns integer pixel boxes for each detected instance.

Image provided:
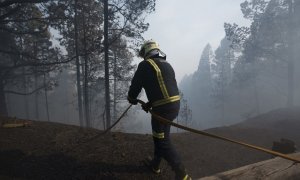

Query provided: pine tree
[226,0,300,114]
[182,44,214,128]
[211,38,234,124]
[0,3,62,117]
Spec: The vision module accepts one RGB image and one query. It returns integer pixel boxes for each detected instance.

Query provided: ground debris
[1,107,300,179]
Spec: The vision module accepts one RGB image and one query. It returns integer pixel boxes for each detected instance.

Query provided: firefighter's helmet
[139,40,160,58]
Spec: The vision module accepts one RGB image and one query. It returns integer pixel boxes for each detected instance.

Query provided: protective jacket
[128,57,180,107]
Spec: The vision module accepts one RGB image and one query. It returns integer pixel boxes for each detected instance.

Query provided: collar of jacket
[144,49,166,60]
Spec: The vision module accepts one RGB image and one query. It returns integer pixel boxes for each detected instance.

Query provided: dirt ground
[0,107,300,179]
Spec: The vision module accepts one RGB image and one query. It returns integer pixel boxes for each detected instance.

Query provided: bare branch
[0,0,49,8]
[0,16,66,24]
[108,3,126,14]
[4,85,45,95]
[0,5,21,20]
[0,54,77,70]
[0,48,48,62]
[1,23,49,35]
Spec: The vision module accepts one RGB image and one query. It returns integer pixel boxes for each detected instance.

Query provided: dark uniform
[128,55,187,179]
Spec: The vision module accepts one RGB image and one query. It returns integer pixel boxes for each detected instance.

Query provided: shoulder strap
[146,59,169,98]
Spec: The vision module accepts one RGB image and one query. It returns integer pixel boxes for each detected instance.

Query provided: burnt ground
[0,107,300,180]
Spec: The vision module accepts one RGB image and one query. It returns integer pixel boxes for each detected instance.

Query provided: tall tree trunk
[251,58,260,115]
[74,0,84,126]
[228,49,233,83]
[43,73,50,121]
[287,55,295,108]
[22,68,29,119]
[34,42,39,120]
[34,73,39,120]
[113,52,117,122]
[253,75,260,115]
[221,58,225,125]
[5,91,10,116]
[0,79,8,116]
[83,15,90,127]
[81,56,86,126]
[104,0,111,129]
[185,105,188,126]
[287,0,295,108]
[20,36,29,119]
[84,59,90,127]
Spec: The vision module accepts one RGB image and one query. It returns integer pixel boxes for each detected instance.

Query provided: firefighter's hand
[127,96,138,105]
[141,102,151,113]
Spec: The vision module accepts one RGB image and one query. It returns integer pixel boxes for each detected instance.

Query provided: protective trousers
[151,103,187,179]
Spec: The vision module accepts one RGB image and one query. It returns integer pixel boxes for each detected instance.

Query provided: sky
[140,0,251,82]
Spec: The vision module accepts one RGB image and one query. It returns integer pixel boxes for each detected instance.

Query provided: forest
[0,0,156,130]
[1,0,300,179]
[180,0,300,129]
[0,0,300,131]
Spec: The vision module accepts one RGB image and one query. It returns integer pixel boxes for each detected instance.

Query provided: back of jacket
[128,57,179,108]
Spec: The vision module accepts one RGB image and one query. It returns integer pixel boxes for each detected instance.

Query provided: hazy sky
[141,0,251,82]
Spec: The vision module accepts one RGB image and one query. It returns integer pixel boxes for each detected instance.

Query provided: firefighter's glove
[141,102,151,113]
[127,96,138,105]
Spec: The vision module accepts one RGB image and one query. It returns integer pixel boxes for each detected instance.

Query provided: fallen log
[2,122,31,128]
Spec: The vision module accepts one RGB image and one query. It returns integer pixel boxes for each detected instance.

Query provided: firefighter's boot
[143,156,161,174]
[174,164,192,180]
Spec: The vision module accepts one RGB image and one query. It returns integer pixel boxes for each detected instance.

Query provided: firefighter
[127,40,191,180]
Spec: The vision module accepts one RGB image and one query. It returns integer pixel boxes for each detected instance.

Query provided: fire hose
[69,99,300,163]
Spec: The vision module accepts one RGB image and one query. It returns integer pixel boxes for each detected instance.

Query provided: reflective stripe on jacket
[128,57,180,107]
